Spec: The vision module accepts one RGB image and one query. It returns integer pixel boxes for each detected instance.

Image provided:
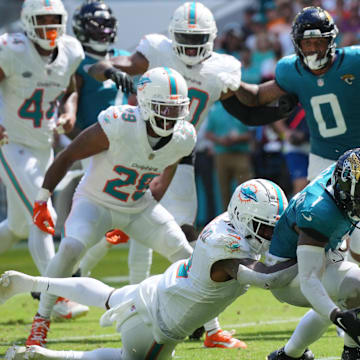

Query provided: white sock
[0,219,21,254]
[28,224,55,275]
[204,318,220,334]
[79,237,111,277]
[284,309,331,357]
[128,239,152,284]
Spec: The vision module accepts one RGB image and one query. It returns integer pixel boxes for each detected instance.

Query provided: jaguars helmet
[21,0,67,51]
[168,2,217,66]
[291,6,338,71]
[72,1,117,53]
[228,179,288,254]
[137,67,190,137]
[333,148,360,222]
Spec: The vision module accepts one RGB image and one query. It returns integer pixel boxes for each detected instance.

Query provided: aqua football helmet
[72,1,117,53]
[228,179,288,254]
[169,2,217,66]
[21,0,67,51]
[137,67,190,137]
[291,6,338,71]
[333,148,360,222]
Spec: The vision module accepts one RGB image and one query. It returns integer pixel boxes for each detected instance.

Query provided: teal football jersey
[269,164,354,258]
[276,46,360,160]
[76,49,130,130]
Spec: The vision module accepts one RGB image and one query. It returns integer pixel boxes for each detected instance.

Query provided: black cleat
[342,346,360,360]
[267,347,314,360]
[188,326,205,340]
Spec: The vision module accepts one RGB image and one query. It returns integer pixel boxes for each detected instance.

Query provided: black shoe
[267,347,314,360]
[342,346,360,360]
[188,326,205,340]
[30,291,41,301]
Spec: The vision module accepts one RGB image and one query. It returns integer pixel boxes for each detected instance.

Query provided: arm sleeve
[297,245,338,319]
[221,96,285,125]
[236,262,298,289]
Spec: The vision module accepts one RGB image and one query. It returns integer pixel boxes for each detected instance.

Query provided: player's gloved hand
[33,188,55,235]
[104,68,135,94]
[105,229,130,245]
[218,72,241,93]
[278,93,299,118]
[331,307,360,345]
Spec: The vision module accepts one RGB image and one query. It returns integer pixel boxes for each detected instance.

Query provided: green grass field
[0,243,343,359]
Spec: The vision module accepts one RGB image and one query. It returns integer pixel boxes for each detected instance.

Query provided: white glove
[218,72,241,93]
[0,135,9,146]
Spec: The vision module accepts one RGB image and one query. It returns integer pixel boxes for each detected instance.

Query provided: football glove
[33,201,55,236]
[331,307,360,345]
[104,68,135,94]
[105,229,130,245]
[218,72,241,93]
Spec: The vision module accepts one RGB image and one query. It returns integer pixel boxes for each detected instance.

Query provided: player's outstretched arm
[219,258,297,289]
[88,51,149,82]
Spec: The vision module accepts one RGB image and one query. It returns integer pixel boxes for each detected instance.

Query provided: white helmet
[137,67,190,137]
[227,179,288,254]
[169,2,217,66]
[21,0,67,51]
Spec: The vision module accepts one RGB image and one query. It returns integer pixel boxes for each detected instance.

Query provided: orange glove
[33,201,55,235]
[105,229,129,245]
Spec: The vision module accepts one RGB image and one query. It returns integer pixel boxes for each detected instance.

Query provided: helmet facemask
[21,0,67,51]
[147,98,190,137]
[227,179,288,255]
[137,67,190,137]
[333,150,360,222]
[291,7,338,71]
[169,2,217,66]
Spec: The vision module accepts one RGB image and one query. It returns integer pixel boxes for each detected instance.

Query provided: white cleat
[5,346,29,360]
[0,271,34,304]
[52,297,89,320]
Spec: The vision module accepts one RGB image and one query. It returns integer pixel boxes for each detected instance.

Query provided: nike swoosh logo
[33,211,40,223]
[335,317,346,330]
[302,214,312,221]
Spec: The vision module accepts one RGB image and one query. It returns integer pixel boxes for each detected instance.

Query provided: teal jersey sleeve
[275,55,298,94]
[76,48,131,131]
[270,164,353,258]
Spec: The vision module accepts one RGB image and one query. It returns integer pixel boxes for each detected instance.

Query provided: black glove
[104,68,135,94]
[278,93,299,118]
[331,307,360,345]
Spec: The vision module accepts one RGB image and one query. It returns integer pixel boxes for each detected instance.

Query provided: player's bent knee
[57,237,85,264]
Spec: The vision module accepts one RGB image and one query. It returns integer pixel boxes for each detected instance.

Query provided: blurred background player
[0,0,89,319]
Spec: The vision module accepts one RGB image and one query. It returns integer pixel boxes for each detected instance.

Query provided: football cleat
[52,297,89,320]
[5,346,28,360]
[204,329,247,349]
[189,326,205,340]
[342,346,360,360]
[26,315,50,347]
[267,347,315,360]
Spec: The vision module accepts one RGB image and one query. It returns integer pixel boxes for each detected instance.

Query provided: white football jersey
[141,212,259,339]
[0,33,84,149]
[136,34,241,130]
[76,104,196,213]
